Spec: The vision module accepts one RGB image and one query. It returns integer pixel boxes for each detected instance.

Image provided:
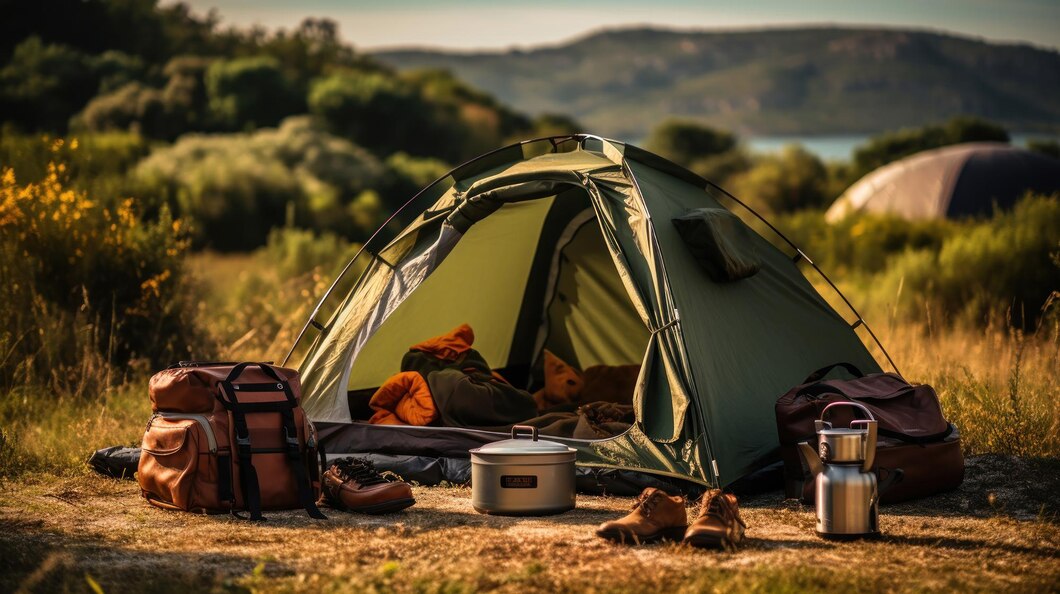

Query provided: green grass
[0,382,150,478]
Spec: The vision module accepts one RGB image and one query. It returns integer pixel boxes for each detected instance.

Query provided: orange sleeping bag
[368,371,438,426]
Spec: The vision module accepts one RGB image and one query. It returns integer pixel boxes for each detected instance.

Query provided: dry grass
[1,455,1058,594]
[1,253,1058,593]
[872,318,1060,458]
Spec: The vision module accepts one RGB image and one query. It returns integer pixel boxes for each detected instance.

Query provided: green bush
[262,227,362,279]
[74,82,176,138]
[384,152,451,198]
[728,145,829,213]
[309,70,441,158]
[73,55,215,140]
[876,194,1060,327]
[645,119,738,166]
[775,209,953,274]
[0,150,205,392]
[134,116,385,249]
[0,37,99,132]
[0,132,151,214]
[206,56,303,130]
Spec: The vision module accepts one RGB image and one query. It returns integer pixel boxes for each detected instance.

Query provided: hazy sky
[169,0,1060,51]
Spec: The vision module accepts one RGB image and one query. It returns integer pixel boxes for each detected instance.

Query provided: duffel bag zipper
[149,413,219,453]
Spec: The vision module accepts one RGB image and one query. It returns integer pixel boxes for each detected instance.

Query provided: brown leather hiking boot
[595,487,688,544]
[321,457,415,514]
[683,489,746,550]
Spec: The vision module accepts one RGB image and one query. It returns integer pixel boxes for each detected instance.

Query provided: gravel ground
[2,454,1058,593]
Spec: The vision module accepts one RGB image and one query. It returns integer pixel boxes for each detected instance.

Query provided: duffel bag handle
[802,362,864,384]
[224,362,285,384]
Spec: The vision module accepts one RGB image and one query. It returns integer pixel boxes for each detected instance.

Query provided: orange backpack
[137,361,325,520]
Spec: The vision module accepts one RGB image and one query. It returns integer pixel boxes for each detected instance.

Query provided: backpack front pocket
[138,416,214,511]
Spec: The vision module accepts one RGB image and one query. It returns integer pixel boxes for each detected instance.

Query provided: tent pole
[282,134,595,366]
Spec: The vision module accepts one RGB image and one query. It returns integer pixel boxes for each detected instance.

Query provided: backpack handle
[224,362,285,384]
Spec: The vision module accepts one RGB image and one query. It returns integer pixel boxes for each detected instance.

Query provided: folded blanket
[368,371,438,426]
[427,368,538,430]
[520,401,635,440]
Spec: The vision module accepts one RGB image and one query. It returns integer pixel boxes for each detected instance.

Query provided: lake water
[746,133,1057,161]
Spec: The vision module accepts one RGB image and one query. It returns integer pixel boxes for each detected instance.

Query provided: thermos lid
[818,427,866,436]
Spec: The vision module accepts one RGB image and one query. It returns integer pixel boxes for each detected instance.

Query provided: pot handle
[511,425,539,441]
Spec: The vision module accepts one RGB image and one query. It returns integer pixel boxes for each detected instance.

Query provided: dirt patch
[1,455,1058,593]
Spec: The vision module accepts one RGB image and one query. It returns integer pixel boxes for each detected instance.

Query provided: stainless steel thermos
[798,401,902,539]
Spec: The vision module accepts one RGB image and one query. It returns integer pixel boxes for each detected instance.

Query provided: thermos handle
[820,401,875,422]
[820,402,877,471]
[511,425,539,441]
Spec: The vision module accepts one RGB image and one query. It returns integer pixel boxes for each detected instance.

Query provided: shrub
[644,119,738,167]
[134,116,385,249]
[383,152,451,200]
[0,37,99,132]
[160,56,214,131]
[73,82,176,138]
[72,55,216,140]
[0,149,204,392]
[261,226,362,279]
[727,145,829,213]
[775,209,952,274]
[874,194,1060,327]
[0,132,150,196]
[309,71,438,158]
[206,56,303,130]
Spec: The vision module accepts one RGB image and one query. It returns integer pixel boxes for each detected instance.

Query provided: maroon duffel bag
[776,363,964,503]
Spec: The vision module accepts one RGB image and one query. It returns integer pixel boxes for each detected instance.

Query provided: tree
[206,56,302,130]
[309,71,438,158]
[74,82,168,137]
[161,56,213,131]
[645,119,738,167]
[0,37,98,132]
[727,145,828,214]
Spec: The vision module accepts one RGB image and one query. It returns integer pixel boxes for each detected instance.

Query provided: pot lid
[471,426,574,455]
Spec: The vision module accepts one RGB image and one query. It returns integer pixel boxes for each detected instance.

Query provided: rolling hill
[374,27,1060,140]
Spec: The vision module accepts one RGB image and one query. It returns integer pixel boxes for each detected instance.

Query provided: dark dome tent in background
[826,142,1060,222]
[283,135,897,493]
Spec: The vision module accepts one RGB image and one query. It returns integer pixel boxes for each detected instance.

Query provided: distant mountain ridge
[373,26,1060,140]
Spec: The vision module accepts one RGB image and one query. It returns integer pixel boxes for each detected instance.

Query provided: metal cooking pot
[469,425,576,516]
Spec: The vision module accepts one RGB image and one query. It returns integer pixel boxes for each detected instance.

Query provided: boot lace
[632,490,662,518]
[330,457,390,487]
[698,490,746,528]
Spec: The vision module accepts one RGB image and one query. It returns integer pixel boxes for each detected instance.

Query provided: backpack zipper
[150,413,219,453]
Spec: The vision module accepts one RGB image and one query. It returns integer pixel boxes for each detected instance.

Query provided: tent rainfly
[827,142,1060,222]
[286,135,889,489]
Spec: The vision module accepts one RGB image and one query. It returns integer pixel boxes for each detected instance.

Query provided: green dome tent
[286,135,891,489]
